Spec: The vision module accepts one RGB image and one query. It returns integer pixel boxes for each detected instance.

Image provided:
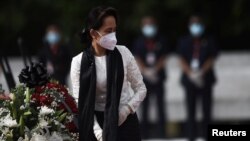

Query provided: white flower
[8,93,14,100]
[60,124,65,128]
[1,114,18,127]
[17,137,24,141]
[17,134,29,141]
[30,133,47,141]
[0,127,10,135]
[0,108,8,115]
[39,119,48,128]
[30,131,63,141]
[54,120,59,125]
[39,106,54,116]
[5,119,18,127]
[51,101,57,107]
[66,115,73,121]
[20,105,25,110]
[48,132,63,141]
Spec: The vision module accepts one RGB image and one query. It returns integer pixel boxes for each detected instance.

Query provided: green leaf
[19,115,25,136]
[55,109,65,116]
[25,87,31,104]
[23,110,32,116]
[5,129,14,141]
[11,102,17,120]
[58,113,67,122]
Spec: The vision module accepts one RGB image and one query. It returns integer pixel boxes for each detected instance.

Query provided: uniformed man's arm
[135,57,147,72]
[155,55,167,72]
[201,57,215,74]
[179,57,192,76]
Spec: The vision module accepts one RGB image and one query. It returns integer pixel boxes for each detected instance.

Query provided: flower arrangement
[0,63,78,141]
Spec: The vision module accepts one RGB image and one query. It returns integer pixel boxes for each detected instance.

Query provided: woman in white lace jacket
[70,6,146,141]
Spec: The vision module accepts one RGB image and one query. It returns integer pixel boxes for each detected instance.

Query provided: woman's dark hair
[80,6,118,44]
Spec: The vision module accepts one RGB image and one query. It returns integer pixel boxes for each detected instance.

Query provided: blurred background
[0,0,250,141]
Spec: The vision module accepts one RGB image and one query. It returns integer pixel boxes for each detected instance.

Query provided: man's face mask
[189,23,204,37]
[142,24,157,38]
[96,31,117,50]
[46,31,61,45]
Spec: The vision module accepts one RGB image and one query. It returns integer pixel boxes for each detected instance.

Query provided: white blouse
[94,55,107,111]
[70,45,147,139]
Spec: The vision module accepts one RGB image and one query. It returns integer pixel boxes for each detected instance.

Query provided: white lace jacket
[70,45,147,139]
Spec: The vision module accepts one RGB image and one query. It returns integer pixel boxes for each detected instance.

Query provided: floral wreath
[0,62,79,141]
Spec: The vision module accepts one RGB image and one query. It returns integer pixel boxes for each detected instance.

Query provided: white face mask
[96,31,117,50]
[142,24,157,38]
[189,23,204,37]
[46,31,61,45]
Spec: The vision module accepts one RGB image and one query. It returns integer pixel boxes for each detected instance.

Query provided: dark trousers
[184,84,213,141]
[141,82,166,138]
[93,111,141,141]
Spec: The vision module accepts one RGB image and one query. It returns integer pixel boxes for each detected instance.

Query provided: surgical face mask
[96,31,117,50]
[189,23,204,37]
[142,24,157,38]
[46,31,61,45]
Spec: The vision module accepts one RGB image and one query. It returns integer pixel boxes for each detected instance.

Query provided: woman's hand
[93,115,103,141]
[95,132,103,141]
[97,137,103,141]
[118,105,132,126]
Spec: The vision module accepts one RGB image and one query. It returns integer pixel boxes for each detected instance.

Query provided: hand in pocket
[118,105,131,126]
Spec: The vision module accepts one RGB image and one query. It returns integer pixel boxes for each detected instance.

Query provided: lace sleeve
[123,47,147,113]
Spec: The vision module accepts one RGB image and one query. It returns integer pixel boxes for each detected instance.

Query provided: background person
[177,14,219,141]
[38,24,72,85]
[133,16,169,138]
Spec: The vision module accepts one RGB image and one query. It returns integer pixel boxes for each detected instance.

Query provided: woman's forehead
[101,16,116,29]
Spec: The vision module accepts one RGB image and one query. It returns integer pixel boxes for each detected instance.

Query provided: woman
[70,6,147,141]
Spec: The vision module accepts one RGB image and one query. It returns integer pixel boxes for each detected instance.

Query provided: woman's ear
[90,29,97,40]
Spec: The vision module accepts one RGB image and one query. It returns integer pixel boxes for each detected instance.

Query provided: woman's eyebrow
[105,27,116,31]
[107,25,116,29]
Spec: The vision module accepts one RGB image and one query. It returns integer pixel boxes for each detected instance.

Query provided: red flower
[46,82,58,89]
[40,95,53,106]
[31,93,53,106]
[65,121,78,133]
[31,93,40,104]
[58,85,68,94]
[64,95,78,113]
[57,103,66,112]
[57,97,78,114]
[32,82,78,116]
[35,86,45,93]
